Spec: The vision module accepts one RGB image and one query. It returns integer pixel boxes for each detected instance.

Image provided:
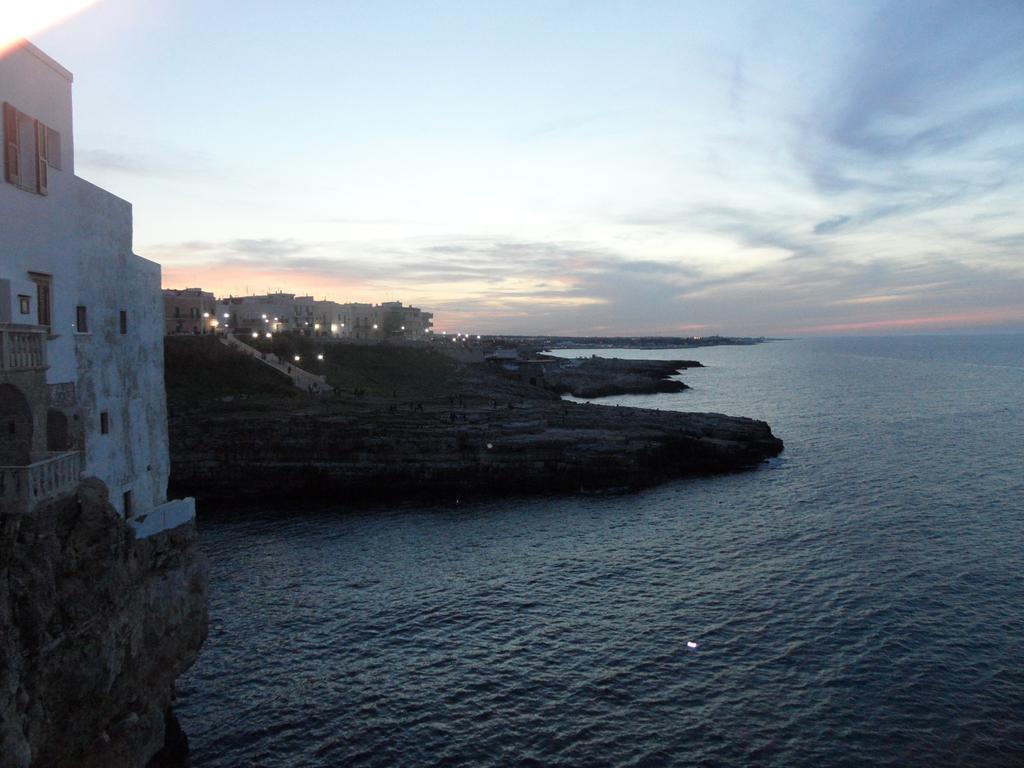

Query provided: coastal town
[1,39,781,768]
[5,3,1020,767]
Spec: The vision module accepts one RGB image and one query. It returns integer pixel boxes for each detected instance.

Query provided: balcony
[0,323,48,372]
[0,451,81,515]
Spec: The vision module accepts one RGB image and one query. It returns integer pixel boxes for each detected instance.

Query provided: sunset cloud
[33,0,1024,335]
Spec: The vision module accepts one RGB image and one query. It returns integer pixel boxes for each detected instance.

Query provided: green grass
[241,336,464,400]
[164,336,299,412]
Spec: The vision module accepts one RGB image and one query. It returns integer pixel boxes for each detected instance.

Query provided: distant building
[215,292,303,335]
[163,287,215,335]
[209,293,434,341]
[1,40,193,531]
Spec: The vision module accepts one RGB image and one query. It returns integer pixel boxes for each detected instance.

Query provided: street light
[294,355,301,362]
[252,332,258,338]
[317,353,323,361]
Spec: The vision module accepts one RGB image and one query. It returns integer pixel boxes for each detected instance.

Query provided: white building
[1,40,193,533]
[213,293,433,341]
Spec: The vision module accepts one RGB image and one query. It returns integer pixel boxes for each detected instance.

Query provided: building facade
[163,287,215,335]
[1,40,192,529]
[210,293,433,341]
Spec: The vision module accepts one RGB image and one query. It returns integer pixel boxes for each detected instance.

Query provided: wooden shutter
[3,102,20,186]
[35,120,48,195]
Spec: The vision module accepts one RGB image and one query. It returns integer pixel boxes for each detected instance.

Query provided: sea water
[176,335,1024,767]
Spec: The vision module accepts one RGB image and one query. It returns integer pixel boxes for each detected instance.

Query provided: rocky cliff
[0,479,208,768]
[170,400,783,505]
[540,356,702,398]
[165,337,783,507]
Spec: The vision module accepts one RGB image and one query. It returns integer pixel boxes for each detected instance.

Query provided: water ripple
[177,336,1024,767]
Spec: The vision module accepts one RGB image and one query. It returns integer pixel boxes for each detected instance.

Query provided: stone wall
[0,478,208,768]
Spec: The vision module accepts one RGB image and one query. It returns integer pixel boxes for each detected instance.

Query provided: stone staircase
[220,334,334,394]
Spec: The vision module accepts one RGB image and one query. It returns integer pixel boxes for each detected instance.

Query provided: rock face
[169,399,783,505]
[0,479,208,768]
[541,356,702,399]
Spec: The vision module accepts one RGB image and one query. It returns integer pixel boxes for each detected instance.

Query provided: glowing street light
[202,312,209,318]
[265,332,272,339]
[317,353,323,360]
[223,312,229,319]
[294,355,301,362]
[251,332,258,338]
[372,324,378,330]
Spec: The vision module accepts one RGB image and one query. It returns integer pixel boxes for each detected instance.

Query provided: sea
[176,334,1024,767]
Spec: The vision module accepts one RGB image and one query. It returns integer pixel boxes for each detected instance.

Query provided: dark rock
[0,482,208,768]
[541,356,701,398]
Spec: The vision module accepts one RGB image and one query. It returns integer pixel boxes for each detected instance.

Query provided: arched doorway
[0,383,33,465]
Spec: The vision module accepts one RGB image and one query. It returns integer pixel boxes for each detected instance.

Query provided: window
[122,490,132,519]
[76,305,88,333]
[119,310,127,335]
[18,295,30,315]
[174,306,181,318]
[100,411,109,434]
[2,103,58,195]
[44,126,61,170]
[29,272,51,327]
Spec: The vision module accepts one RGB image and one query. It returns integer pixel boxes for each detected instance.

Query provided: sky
[16,0,1024,335]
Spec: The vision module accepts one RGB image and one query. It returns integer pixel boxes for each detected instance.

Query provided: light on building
[265,333,272,339]
[294,355,301,362]
[211,319,219,328]
[262,314,267,319]
[373,324,378,330]
[476,335,481,340]
[203,312,209,318]
[317,353,323,360]
[252,332,258,338]
[314,323,320,330]
[223,312,229,318]
[274,317,279,322]
[401,326,405,330]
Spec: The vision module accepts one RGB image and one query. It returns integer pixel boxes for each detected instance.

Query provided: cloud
[813,215,851,235]
[799,0,1024,198]
[76,147,223,180]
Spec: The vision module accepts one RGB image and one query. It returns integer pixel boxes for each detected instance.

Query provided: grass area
[241,336,465,400]
[164,336,299,412]
[167,335,540,413]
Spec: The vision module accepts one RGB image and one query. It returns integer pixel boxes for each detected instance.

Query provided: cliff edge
[0,479,208,768]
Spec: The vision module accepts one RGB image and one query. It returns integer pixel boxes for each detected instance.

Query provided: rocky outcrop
[0,479,208,768]
[541,356,702,398]
[169,399,782,505]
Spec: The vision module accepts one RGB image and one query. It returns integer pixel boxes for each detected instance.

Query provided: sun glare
[1,0,101,54]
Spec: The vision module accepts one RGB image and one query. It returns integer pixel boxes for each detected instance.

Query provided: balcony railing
[0,451,81,515]
[0,323,48,372]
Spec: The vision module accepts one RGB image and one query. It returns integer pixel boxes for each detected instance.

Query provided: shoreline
[165,337,783,510]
